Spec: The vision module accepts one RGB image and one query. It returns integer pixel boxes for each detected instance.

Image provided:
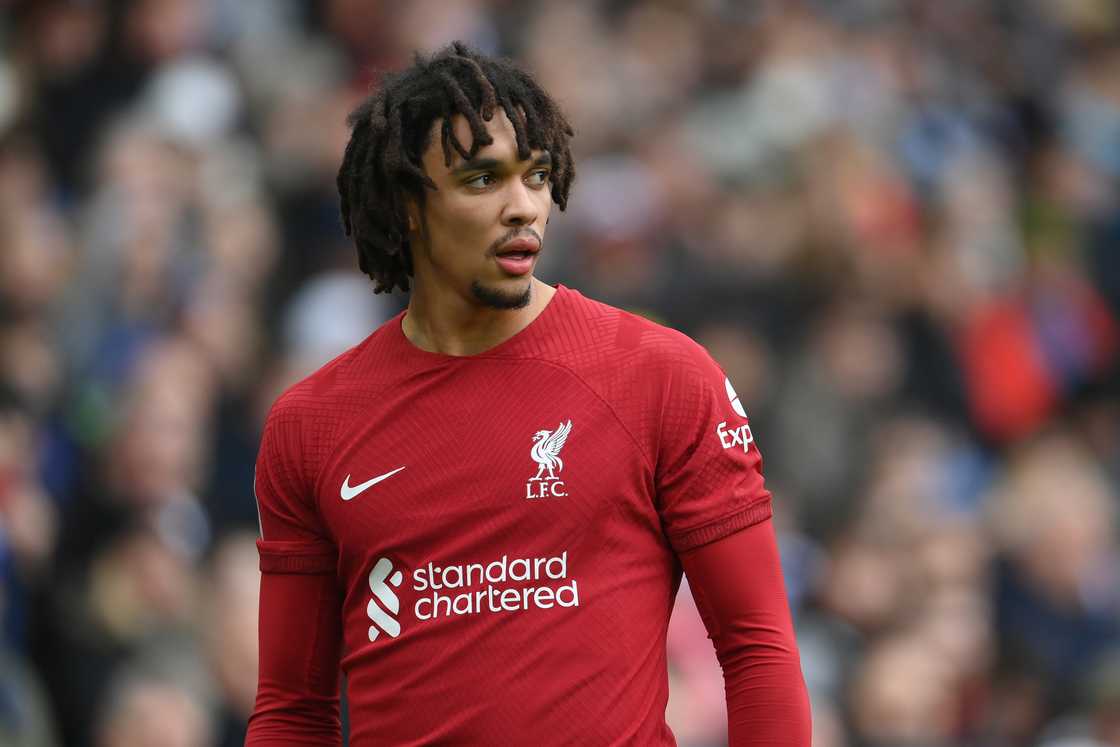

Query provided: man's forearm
[680,515,812,746]
[246,567,343,745]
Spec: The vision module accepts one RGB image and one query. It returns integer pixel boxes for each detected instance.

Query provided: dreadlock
[337,41,576,294]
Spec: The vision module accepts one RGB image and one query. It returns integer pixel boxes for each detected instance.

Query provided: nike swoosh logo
[341,467,406,501]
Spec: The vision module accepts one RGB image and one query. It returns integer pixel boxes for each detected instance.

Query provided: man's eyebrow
[450,152,552,175]
[450,157,502,175]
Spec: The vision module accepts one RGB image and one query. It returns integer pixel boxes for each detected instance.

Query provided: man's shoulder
[549,290,727,452]
[266,314,402,425]
[553,288,714,378]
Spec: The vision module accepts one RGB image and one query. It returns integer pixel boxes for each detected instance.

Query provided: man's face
[408,109,553,310]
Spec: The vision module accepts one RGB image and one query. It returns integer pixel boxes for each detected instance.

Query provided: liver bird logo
[530,420,572,481]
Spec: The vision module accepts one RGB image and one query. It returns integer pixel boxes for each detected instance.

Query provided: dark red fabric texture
[681,518,812,746]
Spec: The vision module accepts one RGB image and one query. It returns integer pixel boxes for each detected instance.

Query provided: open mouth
[493,235,541,276]
[494,250,537,276]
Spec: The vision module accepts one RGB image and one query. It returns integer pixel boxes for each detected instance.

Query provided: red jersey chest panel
[319,358,647,553]
[313,357,679,742]
[252,289,773,744]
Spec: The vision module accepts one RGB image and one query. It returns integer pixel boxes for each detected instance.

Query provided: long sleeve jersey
[247,285,810,745]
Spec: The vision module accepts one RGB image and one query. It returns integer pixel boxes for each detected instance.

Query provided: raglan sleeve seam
[521,358,658,478]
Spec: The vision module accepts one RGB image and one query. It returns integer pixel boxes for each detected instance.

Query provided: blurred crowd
[0,0,1118,745]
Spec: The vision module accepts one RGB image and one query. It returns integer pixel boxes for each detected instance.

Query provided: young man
[247,42,811,745]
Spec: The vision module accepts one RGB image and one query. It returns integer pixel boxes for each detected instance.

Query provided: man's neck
[401,278,556,356]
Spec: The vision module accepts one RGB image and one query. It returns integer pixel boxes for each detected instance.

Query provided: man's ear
[404,199,428,251]
[405,201,419,234]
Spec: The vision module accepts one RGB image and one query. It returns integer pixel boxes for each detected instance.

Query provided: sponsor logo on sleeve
[717,420,754,452]
[717,377,753,453]
[725,376,747,418]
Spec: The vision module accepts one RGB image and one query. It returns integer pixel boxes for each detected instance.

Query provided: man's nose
[501,179,538,226]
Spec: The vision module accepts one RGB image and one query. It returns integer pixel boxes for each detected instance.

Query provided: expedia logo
[717,421,754,453]
[717,377,753,453]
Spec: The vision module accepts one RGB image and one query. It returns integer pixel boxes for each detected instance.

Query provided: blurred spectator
[94,666,213,747]
[987,434,1120,691]
[201,531,260,747]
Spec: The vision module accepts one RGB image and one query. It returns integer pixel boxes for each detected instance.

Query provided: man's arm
[245,544,343,746]
[679,517,812,747]
[246,395,344,746]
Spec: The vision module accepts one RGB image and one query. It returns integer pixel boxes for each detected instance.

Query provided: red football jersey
[251,285,772,745]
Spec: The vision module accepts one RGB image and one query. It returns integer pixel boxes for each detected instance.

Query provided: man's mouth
[492,236,539,274]
[494,237,540,276]
[496,237,541,257]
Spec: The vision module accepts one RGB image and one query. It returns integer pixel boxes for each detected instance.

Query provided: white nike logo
[341,467,406,501]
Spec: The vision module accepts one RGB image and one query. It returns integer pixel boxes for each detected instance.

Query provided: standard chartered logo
[364,551,580,643]
[367,557,404,641]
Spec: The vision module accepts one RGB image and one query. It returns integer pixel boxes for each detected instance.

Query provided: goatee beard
[471,280,532,310]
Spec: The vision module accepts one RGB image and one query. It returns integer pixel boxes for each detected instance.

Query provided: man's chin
[471,279,532,310]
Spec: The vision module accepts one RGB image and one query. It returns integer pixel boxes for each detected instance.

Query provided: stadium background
[1,0,1119,745]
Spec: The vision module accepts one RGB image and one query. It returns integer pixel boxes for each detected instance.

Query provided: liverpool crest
[526,420,572,499]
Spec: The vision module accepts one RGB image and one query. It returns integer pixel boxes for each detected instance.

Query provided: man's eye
[465,174,496,188]
[526,170,550,186]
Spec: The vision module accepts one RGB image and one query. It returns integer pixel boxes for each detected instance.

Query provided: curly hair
[337,41,576,294]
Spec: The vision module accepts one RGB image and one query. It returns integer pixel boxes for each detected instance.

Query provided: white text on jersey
[717,421,753,453]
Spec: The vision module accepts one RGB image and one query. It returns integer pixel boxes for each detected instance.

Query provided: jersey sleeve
[254,395,336,571]
[654,340,772,554]
[680,518,812,745]
[247,394,343,744]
